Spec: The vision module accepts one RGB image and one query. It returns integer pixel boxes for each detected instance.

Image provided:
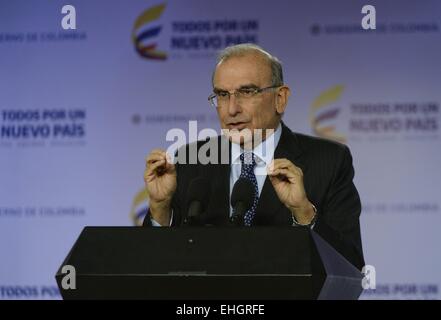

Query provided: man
[143,44,364,270]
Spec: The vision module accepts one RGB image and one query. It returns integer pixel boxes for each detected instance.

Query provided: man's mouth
[228,121,248,130]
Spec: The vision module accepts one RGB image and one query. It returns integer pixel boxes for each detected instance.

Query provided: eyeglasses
[208,85,279,108]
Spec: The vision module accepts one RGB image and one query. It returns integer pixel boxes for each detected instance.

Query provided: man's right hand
[144,149,177,226]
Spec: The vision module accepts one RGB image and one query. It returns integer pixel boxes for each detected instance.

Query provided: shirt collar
[231,123,282,166]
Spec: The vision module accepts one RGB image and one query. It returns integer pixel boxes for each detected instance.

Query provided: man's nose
[227,94,241,116]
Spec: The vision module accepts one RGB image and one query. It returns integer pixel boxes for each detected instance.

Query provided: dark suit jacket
[144,122,365,270]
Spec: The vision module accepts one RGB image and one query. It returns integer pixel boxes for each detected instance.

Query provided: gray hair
[212,43,284,87]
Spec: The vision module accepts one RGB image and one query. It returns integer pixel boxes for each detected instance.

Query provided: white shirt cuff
[150,210,173,227]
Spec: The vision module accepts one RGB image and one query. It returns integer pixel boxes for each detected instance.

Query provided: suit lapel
[205,135,231,225]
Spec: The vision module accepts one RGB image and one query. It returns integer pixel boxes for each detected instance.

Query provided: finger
[268,168,296,181]
[147,151,174,167]
[164,159,176,173]
[164,152,175,165]
[146,155,167,170]
[268,171,288,187]
[272,158,295,169]
[268,159,293,173]
[150,148,166,155]
[144,169,152,183]
[146,159,166,176]
[146,155,165,167]
[145,149,167,163]
[270,159,302,175]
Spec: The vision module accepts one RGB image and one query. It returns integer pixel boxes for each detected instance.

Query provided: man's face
[213,54,282,145]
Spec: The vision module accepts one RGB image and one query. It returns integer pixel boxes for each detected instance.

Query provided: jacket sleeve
[313,145,365,270]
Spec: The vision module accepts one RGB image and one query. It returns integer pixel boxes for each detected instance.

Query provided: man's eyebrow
[213,84,259,92]
[238,83,259,89]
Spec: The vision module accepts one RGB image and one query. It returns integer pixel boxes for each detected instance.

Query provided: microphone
[230,178,255,226]
[184,177,210,226]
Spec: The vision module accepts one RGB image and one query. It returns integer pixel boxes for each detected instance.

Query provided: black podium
[55,227,363,300]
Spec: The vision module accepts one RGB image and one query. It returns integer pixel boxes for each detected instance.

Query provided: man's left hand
[267,158,315,225]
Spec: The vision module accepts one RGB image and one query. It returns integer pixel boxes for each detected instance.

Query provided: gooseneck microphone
[184,177,210,226]
[230,178,255,226]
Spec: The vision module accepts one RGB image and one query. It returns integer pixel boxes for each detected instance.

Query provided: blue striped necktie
[239,152,259,226]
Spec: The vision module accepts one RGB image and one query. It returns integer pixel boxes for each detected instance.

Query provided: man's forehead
[213,54,271,87]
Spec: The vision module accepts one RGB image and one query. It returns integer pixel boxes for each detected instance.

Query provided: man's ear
[275,86,291,115]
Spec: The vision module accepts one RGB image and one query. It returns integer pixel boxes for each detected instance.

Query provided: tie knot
[240,152,256,168]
